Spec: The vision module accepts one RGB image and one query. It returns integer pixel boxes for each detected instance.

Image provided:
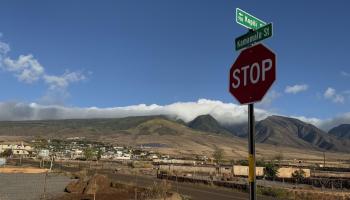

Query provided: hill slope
[0,115,348,158]
[329,124,350,139]
[188,115,232,135]
[0,116,169,137]
[255,116,349,152]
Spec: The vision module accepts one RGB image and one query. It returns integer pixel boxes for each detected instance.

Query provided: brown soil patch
[0,167,48,173]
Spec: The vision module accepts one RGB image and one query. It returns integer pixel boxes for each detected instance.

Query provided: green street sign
[235,23,273,51]
[236,8,266,30]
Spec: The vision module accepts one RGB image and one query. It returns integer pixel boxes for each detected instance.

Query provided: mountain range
[329,124,350,140]
[0,114,349,156]
[188,114,350,152]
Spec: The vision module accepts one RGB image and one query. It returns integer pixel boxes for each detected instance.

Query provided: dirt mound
[63,173,182,200]
[65,174,113,195]
[84,174,112,194]
[65,179,86,193]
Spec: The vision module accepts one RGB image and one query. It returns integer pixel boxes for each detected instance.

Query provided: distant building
[114,154,131,160]
[101,151,114,159]
[0,142,33,157]
[71,149,84,159]
[0,158,6,166]
[148,154,159,159]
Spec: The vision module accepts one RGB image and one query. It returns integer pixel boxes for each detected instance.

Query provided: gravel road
[0,173,71,200]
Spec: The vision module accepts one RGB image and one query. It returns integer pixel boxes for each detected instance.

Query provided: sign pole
[248,103,256,200]
[232,8,275,200]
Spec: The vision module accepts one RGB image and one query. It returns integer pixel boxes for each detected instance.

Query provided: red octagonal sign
[229,44,276,104]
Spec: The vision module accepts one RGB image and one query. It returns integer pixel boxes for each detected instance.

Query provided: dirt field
[0,166,48,173]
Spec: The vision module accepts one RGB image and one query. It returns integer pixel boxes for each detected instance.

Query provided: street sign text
[235,23,273,51]
[236,8,266,30]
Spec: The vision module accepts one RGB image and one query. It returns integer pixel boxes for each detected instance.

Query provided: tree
[0,149,12,157]
[256,159,266,167]
[236,160,248,166]
[97,149,102,161]
[84,148,94,161]
[264,162,278,180]
[33,136,48,150]
[292,169,305,183]
[212,147,224,165]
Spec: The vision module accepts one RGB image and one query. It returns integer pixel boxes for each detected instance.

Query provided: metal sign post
[248,103,256,200]
[230,8,276,200]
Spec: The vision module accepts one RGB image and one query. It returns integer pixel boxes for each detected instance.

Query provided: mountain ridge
[0,114,348,153]
[189,114,350,152]
[329,124,350,139]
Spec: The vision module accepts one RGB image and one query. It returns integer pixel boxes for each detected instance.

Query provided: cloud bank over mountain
[0,99,348,131]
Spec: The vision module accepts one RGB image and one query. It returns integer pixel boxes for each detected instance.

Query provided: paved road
[104,172,277,200]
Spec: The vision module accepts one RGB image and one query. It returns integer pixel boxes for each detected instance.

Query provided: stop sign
[229,44,276,104]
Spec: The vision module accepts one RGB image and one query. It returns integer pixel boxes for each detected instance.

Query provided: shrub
[257,187,289,198]
[264,162,278,180]
[292,169,305,183]
[235,160,248,166]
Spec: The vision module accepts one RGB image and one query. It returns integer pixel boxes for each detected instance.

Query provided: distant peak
[195,114,216,120]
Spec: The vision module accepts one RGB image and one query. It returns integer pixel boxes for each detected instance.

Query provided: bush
[292,169,305,183]
[257,187,289,198]
[256,159,266,167]
[0,149,12,157]
[235,160,248,166]
[149,180,172,199]
[264,162,278,180]
[212,147,224,165]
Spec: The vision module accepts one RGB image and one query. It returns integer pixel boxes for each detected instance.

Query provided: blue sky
[0,0,349,126]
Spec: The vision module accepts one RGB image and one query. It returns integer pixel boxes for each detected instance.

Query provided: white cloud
[256,90,281,108]
[0,39,87,103]
[341,71,350,77]
[0,99,272,125]
[43,71,86,90]
[324,87,335,98]
[0,41,10,54]
[3,54,45,83]
[0,99,346,131]
[0,41,10,68]
[292,116,323,128]
[324,87,344,103]
[318,112,350,131]
[284,84,308,94]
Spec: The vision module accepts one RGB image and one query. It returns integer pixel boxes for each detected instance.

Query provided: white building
[101,151,114,159]
[71,149,84,159]
[113,153,131,160]
[38,149,50,158]
[0,142,33,157]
